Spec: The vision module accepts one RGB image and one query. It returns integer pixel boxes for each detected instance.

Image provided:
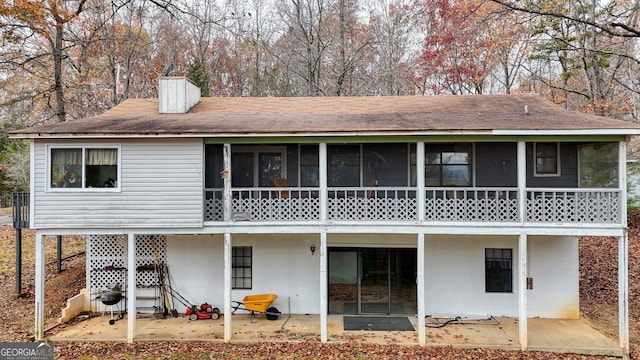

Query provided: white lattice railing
[205,187,320,221]
[327,187,417,221]
[424,188,519,222]
[526,189,621,223]
[204,187,622,224]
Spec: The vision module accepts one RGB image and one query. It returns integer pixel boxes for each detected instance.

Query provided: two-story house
[12,78,639,355]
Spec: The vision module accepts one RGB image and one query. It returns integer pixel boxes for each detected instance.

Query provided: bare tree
[509,0,639,117]
[276,0,332,96]
[367,0,420,95]
[490,0,640,38]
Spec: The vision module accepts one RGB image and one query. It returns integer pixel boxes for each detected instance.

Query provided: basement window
[485,248,512,293]
[232,246,252,289]
[49,146,119,190]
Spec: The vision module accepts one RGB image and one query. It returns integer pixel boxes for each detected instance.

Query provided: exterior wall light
[310,245,316,255]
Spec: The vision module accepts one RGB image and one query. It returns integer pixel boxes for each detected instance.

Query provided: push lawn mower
[166,286,220,320]
[185,302,220,320]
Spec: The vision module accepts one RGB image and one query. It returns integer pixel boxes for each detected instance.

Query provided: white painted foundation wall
[424,235,578,319]
[163,233,578,318]
[166,234,320,314]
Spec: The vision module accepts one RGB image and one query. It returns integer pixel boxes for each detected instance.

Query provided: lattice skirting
[87,234,166,311]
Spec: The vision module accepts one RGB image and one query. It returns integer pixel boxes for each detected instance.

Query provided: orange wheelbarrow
[232,294,281,320]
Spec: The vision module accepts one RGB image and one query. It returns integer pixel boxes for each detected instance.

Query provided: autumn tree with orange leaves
[414,0,505,95]
[0,0,89,123]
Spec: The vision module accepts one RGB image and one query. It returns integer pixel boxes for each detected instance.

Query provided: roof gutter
[10,130,635,141]
[493,129,640,136]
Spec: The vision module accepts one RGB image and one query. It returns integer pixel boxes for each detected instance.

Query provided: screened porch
[203,141,622,225]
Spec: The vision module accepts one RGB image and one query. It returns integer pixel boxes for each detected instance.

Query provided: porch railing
[204,187,622,224]
[205,187,320,222]
[327,187,417,221]
[425,188,519,222]
[525,189,621,223]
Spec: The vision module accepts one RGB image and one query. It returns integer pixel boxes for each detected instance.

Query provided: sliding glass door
[328,248,416,315]
[360,249,390,314]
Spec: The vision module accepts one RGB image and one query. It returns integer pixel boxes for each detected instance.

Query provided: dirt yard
[0,212,638,359]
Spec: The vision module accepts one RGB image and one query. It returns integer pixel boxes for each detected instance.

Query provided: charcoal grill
[100,285,124,325]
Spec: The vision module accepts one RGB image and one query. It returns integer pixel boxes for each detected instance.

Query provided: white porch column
[416,142,426,346]
[417,232,426,346]
[223,143,233,342]
[34,232,45,341]
[224,232,232,342]
[320,231,328,342]
[518,233,528,350]
[619,232,629,356]
[517,142,528,350]
[223,143,232,222]
[618,140,629,356]
[319,143,328,223]
[620,140,628,225]
[517,141,526,223]
[319,143,328,342]
[417,142,425,222]
[127,233,136,343]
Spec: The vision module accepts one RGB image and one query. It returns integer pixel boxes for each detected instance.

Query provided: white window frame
[47,144,121,192]
[533,142,561,177]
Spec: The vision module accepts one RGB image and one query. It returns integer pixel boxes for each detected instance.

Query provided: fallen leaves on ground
[52,341,609,360]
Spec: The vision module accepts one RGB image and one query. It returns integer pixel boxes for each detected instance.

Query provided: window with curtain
[50,147,119,189]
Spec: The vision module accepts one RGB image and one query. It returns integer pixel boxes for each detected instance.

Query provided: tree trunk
[53,24,66,122]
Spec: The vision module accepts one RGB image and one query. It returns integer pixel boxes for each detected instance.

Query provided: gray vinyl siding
[526,142,579,188]
[32,138,203,229]
[475,142,579,188]
[475,143,518,187]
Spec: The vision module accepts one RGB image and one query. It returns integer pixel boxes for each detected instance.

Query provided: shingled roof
[11,94,640,138]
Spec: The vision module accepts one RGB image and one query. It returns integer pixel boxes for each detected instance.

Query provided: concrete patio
[46,313,622,357]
